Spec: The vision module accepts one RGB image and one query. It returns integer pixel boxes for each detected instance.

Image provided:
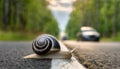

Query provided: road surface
[63,40,120,69]
[0,41,85,69]
[0,42,51,69]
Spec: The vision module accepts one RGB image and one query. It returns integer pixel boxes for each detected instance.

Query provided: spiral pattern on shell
[32,34,60,55]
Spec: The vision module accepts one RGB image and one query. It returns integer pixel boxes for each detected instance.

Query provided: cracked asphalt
[64,40,120,69]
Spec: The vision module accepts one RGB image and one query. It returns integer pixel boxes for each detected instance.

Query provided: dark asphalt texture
[0,42,51,69]
[64,41,120,69]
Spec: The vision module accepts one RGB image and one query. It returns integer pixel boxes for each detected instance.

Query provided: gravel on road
[63,40,120,69]
[0,42,51,69]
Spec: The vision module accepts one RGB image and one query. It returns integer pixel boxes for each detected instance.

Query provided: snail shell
[32,34,60,55]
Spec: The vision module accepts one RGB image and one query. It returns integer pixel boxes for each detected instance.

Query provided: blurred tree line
[66,0,120,39]
[0,0,59,37]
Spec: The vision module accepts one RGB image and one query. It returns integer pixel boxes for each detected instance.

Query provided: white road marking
[51,41,86,69]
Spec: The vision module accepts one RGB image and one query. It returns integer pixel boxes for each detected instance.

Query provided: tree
[3,0,9,30]
[43,21,59,37]
[0,0,59,37]
[66,0,120,39]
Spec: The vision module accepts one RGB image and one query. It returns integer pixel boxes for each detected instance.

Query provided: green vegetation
[66,0,120,40]
[0,0,59,41]
[110,33,120,41]
[0,0,120,41]
[0,31,37,41]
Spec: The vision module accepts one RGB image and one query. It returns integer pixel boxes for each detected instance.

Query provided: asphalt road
[63,40,120,69]
[0,42,51,69]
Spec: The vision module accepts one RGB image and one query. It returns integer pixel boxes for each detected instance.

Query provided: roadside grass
[68,33,120,42]
[0,31,37,41]
[100,37,113,42]
[101,33,120,42]
[1,31,120,41]
[68,37,116,42]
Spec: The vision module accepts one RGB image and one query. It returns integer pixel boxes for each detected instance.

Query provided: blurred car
[59,32,68,40]
[77,26,100,41]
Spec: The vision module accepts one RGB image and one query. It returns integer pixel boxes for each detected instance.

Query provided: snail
[24,34,72,59]
[32,34,60,55]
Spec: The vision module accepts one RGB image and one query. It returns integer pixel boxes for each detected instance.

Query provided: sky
[47,0,75,32]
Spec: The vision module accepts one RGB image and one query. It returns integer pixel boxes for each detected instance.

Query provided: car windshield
[82,30,96,32]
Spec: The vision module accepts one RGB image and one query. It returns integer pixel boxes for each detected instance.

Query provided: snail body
[32,34,60,55]
[24,34,72,59]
